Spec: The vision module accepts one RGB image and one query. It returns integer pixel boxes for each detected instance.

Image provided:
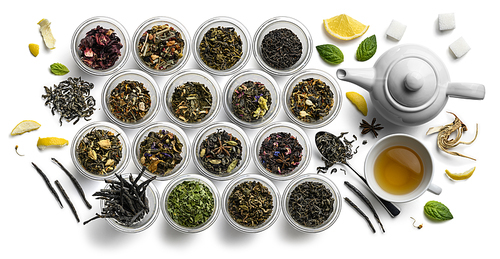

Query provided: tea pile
[167,180,215,228]
[258,132,303,175]
[199,129,242,175]
[138,23,184,70]
[288,181,334,227]
[78,26,123,70]
[77,128,122,175]
[139,129,183,176]
[290,78,334,123]
[109,80,151,123]
[261,28,302,69]
[199,26,242,70]
[228,181,273,227]
[231,81,272,122]
[170,81,212,123]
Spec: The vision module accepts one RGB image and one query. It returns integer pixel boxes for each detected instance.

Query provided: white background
[2,0,497,258]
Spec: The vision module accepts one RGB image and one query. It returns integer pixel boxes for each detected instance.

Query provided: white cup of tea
[364,133,441,203]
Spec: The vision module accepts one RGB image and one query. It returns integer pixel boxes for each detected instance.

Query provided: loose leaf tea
[290,78,335,123]
[231,81,272,122]
[42,77,96,126]
[316,131,358,174]
[288,181,335,227]
[199,129,242,175]
[228,181,273,227]
[167,180,214,228]
[171,81,212,123]
[77,128,122,175]
[78,26,123,70]
[138,23,184,70]
[139,129,183,176]
[199,26,242,70]
[259,132,303,175]
[109,80,151,123]
[261,28,302,69]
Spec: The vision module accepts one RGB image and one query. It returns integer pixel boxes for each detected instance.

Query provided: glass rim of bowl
[253,16,313,76]
[101,69,161,129]
[281,173,342,233]
[131,16,191,76]
[131,121,191,181]
[160,173,220,233]
[161,68,221,129]
[251,121,312,181]
[282,68,343,129]
[191,122,251,181]
[221,173,281,233]
[71,16,130,76]
[191,16,252,76]
[70,121,131,181]
[222,69,281,129]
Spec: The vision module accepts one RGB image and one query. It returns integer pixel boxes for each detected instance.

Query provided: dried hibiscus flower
[78,26,123,70]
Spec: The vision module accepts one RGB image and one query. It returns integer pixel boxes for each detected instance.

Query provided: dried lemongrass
[426,112,478,160]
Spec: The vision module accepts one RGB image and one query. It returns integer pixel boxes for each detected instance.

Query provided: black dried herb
[259,132,303,175]
[288,181,334,227]
[199,129,242,175]
[139,129,183,176]
[261,28,302,69]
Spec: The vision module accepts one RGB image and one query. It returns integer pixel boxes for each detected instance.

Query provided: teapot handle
[446,82,485,100]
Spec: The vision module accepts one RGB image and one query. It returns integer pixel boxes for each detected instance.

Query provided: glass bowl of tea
[71,16,130,76]
[282,173,342,233]
[101,69,160,129]
[192,16,252,76]
[161,173,220,233]
[131,122,191,181]
[221,173,281,233]
[282,69,342,129]
[192,122,251,181]
[70,121,131,181]
[132,16,191,76]
[253,16,313,76]
[223,69,281,129]
[252,122,312,181]
[161,69,221,129]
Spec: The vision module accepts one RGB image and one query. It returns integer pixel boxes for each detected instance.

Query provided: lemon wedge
[445,167,475,181]
[38,19,56,49]
[346,91,368,116]
[29,43,40,57]
[11,120,41,135]
[37,137,68,150]
[323,14,369,40]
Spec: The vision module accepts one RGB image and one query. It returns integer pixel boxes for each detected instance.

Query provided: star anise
[360,118,384,138]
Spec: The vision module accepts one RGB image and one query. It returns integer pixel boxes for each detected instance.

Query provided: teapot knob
[404,72,424,91]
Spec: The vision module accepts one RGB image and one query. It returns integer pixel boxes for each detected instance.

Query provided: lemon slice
[445,167,475,181]
[38,19,56,49]
[323,14,369,40]
[346,91,368,116]
[11,120,41,135]
[29,43,39,57]
[37,137,68,150]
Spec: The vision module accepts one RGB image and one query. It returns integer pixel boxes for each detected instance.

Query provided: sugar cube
[449,37,470,58]
[438,13,455,31]
[386,20,407,41]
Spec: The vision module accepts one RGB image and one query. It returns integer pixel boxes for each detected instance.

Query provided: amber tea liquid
[374,146,424,195]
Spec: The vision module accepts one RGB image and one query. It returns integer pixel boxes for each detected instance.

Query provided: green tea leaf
[424,201,453,221]
[356,35,377,61]
[50,63,70,75]
[316,44,344,65]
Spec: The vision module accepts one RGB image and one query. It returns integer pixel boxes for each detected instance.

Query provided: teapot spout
[336,68,376,91]
[446,82,485,100]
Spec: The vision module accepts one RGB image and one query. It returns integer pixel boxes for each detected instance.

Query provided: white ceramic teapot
[337,44,485,126]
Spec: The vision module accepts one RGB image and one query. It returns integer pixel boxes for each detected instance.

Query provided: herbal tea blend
[228,181,273,227]
[261,28,302,69]
[167,180,215,228]
[139,129,183,176]
[170,81,212,123]
[199,129,242,175]
[138,23,184,70]
[78,26,123,70]
[316,131,358,174]
[231,81,272,122]
[42,77,96,126]
[77,128,122,175]
[290,78,335,123]
[259,132,303,175]
[288,181,334,227]
[109,80,151,123]
[199,26,243,70]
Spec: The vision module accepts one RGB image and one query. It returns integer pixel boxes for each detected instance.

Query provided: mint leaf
[316,44,344,65]
[356,35,377,61]
[50,63,70,75]
[424,201,453,221]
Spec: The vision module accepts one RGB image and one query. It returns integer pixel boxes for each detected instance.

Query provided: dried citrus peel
[37,137,68,150]
[38,19,56,49]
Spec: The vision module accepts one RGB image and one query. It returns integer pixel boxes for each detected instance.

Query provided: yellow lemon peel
[346,91,368,116]
[37,137,68,150]
[11,120,41,135]
[29,43,39,57]
[445,167,475,181]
